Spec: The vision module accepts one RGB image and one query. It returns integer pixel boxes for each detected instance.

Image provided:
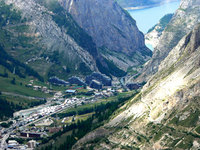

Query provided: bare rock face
[74,22,200,150]
[136,0,200,82]
[59,0,152,70]
[4,0,97,78]
[2,0,152,77]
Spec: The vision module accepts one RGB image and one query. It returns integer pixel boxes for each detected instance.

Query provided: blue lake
[128,1,181,34]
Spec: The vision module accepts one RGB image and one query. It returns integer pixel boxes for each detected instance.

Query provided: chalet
[33,85,41,91]
[7,140,19,149]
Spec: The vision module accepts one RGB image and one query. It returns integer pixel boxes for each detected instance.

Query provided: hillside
[72,22,200,150]
[145,13,174,49]
[0,0,152,121]
[136,0,200,82]
[1,0,97,79]
[0,53,49,120]
[0,0,152,79]
[59,0,152,72]
[62,0,200,149]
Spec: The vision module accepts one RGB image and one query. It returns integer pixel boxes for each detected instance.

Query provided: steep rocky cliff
[2,0,98,79]
[70,1,200,148]
[136,0,200,82]
[59,0,152,71]
[73,22,200,150]
[1,0,152,78]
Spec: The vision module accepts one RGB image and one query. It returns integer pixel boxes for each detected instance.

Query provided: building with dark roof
[20,132,42,138]
[126,83,142,90]
[49,76,69,85]
[68,77,86,86]
[86,72,112,86]
[90,80,103,90]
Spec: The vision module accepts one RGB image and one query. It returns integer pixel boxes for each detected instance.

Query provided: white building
[27,140,37,149]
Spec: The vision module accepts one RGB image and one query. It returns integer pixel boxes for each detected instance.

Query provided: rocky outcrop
[136,0,200,82]
[59,0,152,71]
[2,0,152,78]
[4,0,97,79]
[145,13,174,49]
[59,0,150,56]
[73,22,200,149]
[49,76,69,85]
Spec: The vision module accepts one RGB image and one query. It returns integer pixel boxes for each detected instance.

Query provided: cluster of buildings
[0,72,143,150]
[39,105,63,116]
[26,80,53,94]
[94,88,116,98]
[7,139,37,150]
[19,126,48,137]
[49,72,112,90]
[86,72,112,89]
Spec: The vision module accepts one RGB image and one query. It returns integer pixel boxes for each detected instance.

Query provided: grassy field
[0,76,51,97]
[0,65,52,97]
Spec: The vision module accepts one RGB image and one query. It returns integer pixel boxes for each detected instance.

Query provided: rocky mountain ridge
[1,0,152,79]
[69,0,200,149]
[2,0,97,79]
[72,22,200,150]
[145,13,174,49]
[136,0,200,82]
[58,0,152,71]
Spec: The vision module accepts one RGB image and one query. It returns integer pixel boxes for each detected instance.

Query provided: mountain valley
[0,0,200,149]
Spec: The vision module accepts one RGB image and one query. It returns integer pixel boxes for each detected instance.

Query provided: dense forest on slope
[0,95,46,121]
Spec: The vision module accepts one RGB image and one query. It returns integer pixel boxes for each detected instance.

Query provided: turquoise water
[146,43,154,51]
[128,1,181,34]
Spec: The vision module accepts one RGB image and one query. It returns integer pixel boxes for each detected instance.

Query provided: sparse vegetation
[147,13,173,33]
